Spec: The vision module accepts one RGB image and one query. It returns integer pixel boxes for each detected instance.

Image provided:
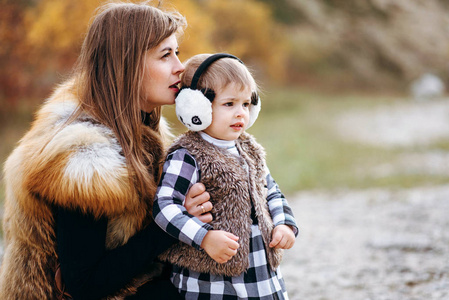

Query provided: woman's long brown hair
[72,1,186,199]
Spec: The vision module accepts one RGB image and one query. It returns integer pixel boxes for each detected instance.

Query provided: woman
[0,2,211,299]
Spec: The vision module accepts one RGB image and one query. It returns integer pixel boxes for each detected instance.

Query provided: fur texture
[0,80,165,299]
[159,131,283,276]
[175,88,213,131]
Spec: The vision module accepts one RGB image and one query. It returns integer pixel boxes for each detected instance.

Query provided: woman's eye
[162,52,171,59]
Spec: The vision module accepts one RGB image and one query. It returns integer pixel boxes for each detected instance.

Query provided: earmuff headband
[175,53,261,131]
[190,53,243,90]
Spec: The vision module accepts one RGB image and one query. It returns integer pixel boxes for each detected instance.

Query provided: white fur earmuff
[175,88,213,131]
[175,53,261,131]
[247,94,261,129]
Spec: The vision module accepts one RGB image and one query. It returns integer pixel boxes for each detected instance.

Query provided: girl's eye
[225,102,234,107]
[243,102,250,108]
[162,52,170,58]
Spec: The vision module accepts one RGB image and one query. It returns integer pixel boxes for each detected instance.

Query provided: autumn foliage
[0,0,288,116]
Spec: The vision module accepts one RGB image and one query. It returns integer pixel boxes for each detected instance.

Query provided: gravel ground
[282,186,449,300]
[282,98,449,299]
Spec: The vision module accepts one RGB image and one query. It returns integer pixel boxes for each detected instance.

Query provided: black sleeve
[56,207,176,300]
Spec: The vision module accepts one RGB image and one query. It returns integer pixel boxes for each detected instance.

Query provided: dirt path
[335,100,449,148]
[282,186,449,299]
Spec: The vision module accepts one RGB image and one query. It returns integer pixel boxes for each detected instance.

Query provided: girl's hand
[269,225,296,249]
[201,230,240,264]
[184,182,213,223]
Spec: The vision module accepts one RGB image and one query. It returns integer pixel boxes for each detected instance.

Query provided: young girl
[153,53,298,299]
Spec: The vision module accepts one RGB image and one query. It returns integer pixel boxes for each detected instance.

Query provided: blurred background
[1,0,449,298]
[2,0,449,194]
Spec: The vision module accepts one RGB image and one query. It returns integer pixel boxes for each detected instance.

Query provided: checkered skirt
[171,224,289,300]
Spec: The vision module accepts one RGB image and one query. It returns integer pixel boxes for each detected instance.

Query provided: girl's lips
[230,122,244,130]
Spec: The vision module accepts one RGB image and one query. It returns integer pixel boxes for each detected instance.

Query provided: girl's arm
[266,170,299,236]
[153,149,213,249]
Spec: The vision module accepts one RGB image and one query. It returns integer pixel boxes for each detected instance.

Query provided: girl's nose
[235,105,247,118]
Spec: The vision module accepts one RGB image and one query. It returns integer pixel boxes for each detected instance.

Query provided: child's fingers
[277,236,289,249]
[276,235,296,249]
[216,257,227,264]
[224,232,239,241]
[284,240,294,249]
[216,248,238,264]
[224,232,240,249]
[227,239,240,251]
[224,247,238,257]
[285,235,296,249]
[269,233,282,248]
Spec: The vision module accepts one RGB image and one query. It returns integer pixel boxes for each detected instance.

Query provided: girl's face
[203,83,252,141]
[141,34,185,112]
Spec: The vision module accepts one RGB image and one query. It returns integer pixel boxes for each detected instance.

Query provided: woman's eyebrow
[160,46,179,52]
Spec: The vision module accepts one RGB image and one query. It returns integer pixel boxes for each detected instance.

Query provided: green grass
[241,88,394,192]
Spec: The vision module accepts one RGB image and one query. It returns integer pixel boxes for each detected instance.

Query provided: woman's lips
[169,81,180,91]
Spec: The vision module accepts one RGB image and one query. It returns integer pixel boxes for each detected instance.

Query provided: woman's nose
[174,57,185,74]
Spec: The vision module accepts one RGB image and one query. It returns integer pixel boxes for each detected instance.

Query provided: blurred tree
[205,0,288,82]
[257,0,305,25]
[0,0,290,118]
[0,0,33,114]
[288,0,449,90]
[25,0,102,74]
[161,0,215,61]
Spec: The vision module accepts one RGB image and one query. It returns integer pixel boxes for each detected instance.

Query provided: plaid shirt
[154,139,298,300]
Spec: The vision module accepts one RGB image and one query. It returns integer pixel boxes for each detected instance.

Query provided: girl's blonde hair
[73,1,186,200]
[180,54,258,95]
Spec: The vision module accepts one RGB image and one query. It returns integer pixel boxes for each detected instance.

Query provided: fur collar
[0,80,166,299]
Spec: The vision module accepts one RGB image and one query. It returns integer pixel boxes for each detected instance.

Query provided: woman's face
[141,34,185,112]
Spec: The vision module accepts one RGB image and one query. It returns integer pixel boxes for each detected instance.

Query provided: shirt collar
[199,132,236,149]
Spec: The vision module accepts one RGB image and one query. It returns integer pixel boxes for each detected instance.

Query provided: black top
[56,207,178,299]
[56,112,181,299]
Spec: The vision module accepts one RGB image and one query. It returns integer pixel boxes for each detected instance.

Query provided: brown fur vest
[159,131,283,276]
[0,80,166,299]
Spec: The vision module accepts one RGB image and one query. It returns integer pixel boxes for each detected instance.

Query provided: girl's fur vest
[0,80,166,299]
[159,131,283,276]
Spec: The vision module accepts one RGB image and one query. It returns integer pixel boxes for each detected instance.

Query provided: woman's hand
[184,183,213,223]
